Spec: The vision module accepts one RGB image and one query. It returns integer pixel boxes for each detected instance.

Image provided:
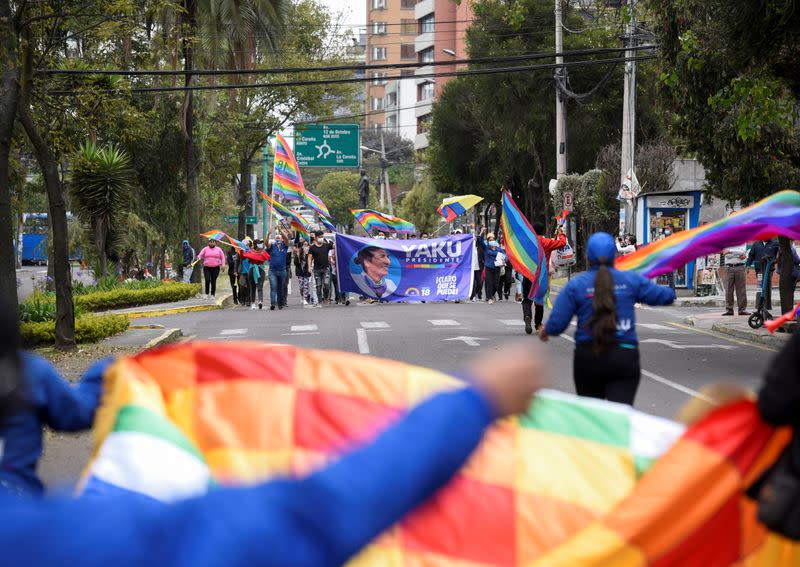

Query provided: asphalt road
[134,295,775,419]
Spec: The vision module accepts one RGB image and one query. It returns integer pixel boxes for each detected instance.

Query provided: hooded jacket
[545,233,675,346]
[182,241,195,266]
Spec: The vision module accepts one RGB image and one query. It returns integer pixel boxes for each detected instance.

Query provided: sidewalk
[105,277,234,319]
[674,287,778,308]
[681,311,792,349]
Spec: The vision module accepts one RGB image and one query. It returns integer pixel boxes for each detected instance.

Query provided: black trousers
[521,278,545,326]
[484,268,500,301]
[228,271,238,302]
[470,270,483,299]
[502,269,514,299]
[573,344,641,406]
[203,266,220,296]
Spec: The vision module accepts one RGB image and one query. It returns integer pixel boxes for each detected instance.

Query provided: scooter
[748,256,775,329]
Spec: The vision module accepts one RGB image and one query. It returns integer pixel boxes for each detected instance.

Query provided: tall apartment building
[365,0,418,133]
[414,0,472,151]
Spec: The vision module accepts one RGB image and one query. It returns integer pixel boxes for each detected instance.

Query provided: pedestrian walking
[266,229,290,311]
[539,232,675,405]
[479,228,506,304]
[226,247,240,305]
[469,233,483,301]
[181,240,195,283]
[747,238,779,310]
[283,238,293,308]
[241,239,269,310]
[329,246,348,305]
[522,223,567,335]
[723,244,748,316]
[197,239,226,300]
[294,241,313,305]
[309,230,334,305]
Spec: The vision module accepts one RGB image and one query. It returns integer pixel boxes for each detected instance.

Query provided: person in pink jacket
[197,238,226,300]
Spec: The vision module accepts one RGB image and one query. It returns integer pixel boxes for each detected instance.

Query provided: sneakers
[345,299,350,306]
[488,299,494,304]
[251,304,256,310]
[524,316,532,335]
[210,295,215,301]
[303,299,308,305]
[270,304,275,311]
[722,311,734,316]
[258,302,263,310]
[738,311,749,316]
[278,304,284,310]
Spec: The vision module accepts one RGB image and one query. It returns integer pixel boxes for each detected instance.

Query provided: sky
[318,0,367,36]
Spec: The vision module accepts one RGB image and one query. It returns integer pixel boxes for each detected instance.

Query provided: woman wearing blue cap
[539,232,675,405]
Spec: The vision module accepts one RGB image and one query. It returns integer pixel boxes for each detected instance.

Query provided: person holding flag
[521,222,567,335]
[540,232,675,405]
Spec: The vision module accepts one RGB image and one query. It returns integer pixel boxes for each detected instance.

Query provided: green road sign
[294,124,360,168]
[224,215,257,224]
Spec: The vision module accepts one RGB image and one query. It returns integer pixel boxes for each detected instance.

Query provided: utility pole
[554,0,567,179]
[621,0,637,235]
[380,129,394,215]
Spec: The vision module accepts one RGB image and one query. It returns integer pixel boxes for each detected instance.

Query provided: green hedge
[21,314,130,347]
[75,283,201,312]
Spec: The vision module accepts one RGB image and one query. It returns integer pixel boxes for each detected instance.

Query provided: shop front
[636,192,702,289]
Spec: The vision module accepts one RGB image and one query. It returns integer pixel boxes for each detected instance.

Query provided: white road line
[428,319,460,326]
[641,369,715,403]
[356,328,370,354]
[637,323,675,331]
[560,335,575,343]
[291,324,318,332]
[360,321,390,329]
[219,328,248,336]
[499,319,524,326]
[281,331,320,336]
[640,338,735,350]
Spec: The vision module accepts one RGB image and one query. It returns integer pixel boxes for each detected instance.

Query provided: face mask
[488,240,498,248]
[316,237,323,243]
[257,243,265,250]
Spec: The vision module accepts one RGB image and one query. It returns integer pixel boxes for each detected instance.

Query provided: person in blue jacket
[0,304,545,566]
[479,227,507,304]
[266,227,291,310]
[539,232,675,405]
[0,318,112,497]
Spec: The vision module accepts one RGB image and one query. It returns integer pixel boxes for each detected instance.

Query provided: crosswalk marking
[291,324,318,332]
[219,329,248,336]
[637,323,674,331]
[428,319,460,326]
[361,321,390,329]
[499,319,524,326]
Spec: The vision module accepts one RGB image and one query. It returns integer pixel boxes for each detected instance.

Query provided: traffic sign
[563,191,574,211]
[224,216,257,224]
[294,124,360,167]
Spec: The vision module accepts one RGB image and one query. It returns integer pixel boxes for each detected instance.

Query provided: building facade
[365,0,418,132]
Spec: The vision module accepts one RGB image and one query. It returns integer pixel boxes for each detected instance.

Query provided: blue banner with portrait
[335,234,474,302]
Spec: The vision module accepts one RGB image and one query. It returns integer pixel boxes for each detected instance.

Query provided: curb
[709,323,788,348]
[121,293,233,319]
[144,328,183,349]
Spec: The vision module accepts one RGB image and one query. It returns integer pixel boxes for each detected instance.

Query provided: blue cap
[587,232,616,266]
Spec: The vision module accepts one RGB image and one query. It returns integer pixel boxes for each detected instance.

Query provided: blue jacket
[0,384,494,567]
[268,242,289,271]
[0,354,112,496]
[545,267,675,346]
[480,239,506,270]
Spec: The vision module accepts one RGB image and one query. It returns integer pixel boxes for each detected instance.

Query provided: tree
[314,171,362,228]
[429,0,665,231]
[70,142,136,277]
[398,180,440,235]
[650,0,800,311]
[595,140,677,195]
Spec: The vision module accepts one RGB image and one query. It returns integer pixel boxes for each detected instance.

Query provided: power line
[38,44,657,77]
[48,55,657,96]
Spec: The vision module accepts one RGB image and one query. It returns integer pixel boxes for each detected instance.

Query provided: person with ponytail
[539,232,675,405]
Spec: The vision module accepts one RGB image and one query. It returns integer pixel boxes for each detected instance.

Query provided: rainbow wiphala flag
[81,342,799,566]
[272,133,305,202]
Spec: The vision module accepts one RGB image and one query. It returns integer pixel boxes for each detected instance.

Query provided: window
[419,82,434,101]
[419,14,434,34]
[401,0,415,8]
[372,21,386,35]
[386,92,398,107]
[400,43,415,60]
[400,19,416,35]
[372,72,387,85]
[371,0,385,9]
[400,69,414,77]
[417,115,431,134]
[371,97,384,110]
[386,115,398,130]
[419,47,434,63]
[372,47,387,61]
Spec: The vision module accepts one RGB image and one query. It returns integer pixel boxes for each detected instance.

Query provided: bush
[19,292,85,322]
[21,315,130,347]
[76,282,201,312]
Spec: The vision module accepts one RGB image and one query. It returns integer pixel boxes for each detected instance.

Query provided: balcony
[414,0,434,18]
[414,100,433,118]
[414,65,434,82]
[415,32,434,53]
[414,132,429,150]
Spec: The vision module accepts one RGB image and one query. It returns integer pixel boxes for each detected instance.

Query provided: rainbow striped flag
[437,195,484,222]
[291,220,310,240]
[319,216,337,232]
[81,342,800,565]
[200,229,226,241]
[500,191,548,304]
[302,188,331,218]
[272,133,305,202]
[617,190,800,277]
[225,234,248,251]
[259,190,310,231]
[351,209,415,234]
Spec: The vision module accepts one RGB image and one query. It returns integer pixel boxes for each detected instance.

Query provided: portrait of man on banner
[351,245,400,299]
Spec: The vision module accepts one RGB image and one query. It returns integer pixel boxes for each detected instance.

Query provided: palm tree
[70,141,135,277]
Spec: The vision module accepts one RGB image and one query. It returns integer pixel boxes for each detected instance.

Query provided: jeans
[314,268,329,302]
[203,266,220,296]
[573,344,641,406]
[269,268,287,307]
[182,266,193,283]
[298,276,312,303]
[248,266,265,305]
